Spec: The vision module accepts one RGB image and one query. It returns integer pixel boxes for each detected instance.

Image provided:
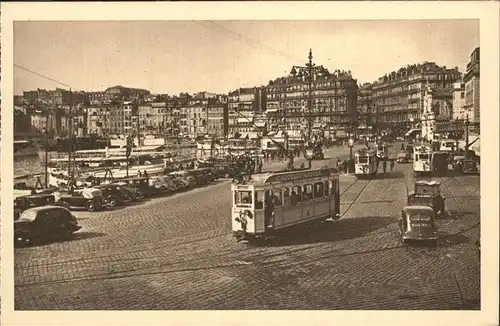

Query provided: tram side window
[290,186,302,205]
[314,182,324,198]
[255,190,264,209]
[303,184,313,201]
[272,190,283,207]
[283,188,290,206]
[324,181,330,196]
[235,191,252,205]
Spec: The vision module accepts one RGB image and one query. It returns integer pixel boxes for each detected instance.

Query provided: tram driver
[265,191,276,228]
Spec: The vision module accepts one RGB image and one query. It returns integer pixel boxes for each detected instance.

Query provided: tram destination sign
[266,168,333,183]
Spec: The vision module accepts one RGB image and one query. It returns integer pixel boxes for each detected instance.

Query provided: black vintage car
[14,205,82,247]
[95,184,130,207]
[14,194,56,220]
[55,188,106,212]
[214,164,238,179]
[117,177,152,197]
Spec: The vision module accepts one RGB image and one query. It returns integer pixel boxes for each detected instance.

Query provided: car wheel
[86,201,96,212]
[107,197,117,207]
[14,231,32,247]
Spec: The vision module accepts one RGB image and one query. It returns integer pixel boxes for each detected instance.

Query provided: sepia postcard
[1,2,499,326]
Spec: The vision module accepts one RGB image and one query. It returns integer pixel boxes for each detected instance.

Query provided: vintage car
[14,193,56,220]
[396,151,410,163]
[196,167,216,182]
[54,188,106,212]
[407,180,445,215]
[112,182,143,200]
[116,177,152,197]
[305,147,324,160]
[214,164,238,179]
[14,205,82,247]
[165,174,190,191]
[398,205,438,245]
[176,170,199,187]
[95,184,131,207]
[460,159,479,174]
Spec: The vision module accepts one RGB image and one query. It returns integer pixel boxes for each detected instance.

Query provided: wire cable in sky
[193,21,300,62]
[206,21,300,61]
[14,64,82,92]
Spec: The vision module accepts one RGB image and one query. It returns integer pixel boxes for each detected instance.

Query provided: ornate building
[371,62,461,129]
[265,55,358,136]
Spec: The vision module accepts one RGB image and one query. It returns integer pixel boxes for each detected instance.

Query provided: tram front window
[235,191,252,206]
[357,156,368,164]
[420,154,429,161]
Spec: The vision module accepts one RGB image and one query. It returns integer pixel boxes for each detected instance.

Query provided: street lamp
[348,138,354,173]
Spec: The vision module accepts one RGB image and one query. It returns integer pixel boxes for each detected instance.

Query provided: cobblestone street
[14,145,480,310]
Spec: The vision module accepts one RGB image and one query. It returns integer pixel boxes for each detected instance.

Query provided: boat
[14,140,39,158]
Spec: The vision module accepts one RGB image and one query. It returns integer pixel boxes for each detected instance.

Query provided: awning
[266,108,278,113]
[237,118,251,124]
[255,122,266,127]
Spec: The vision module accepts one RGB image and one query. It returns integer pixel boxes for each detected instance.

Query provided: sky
[13,20,479,95]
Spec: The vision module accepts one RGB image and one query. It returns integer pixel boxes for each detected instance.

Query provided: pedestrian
[390,160,395,171]
[383,160,387,173]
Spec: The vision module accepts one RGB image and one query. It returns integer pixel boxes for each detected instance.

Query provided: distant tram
[231,167,341,242]
[375,143,389,159]
[413,145,433,176]
[354,149,378,178]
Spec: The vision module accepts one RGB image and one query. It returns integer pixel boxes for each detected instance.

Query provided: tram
[413,145,433,176]
[231,167,341,242]
[354,149,378,178]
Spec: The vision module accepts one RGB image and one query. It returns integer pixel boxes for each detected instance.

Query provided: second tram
[231,167,340,242]
[413,145,432,176]
[354,149,378,178]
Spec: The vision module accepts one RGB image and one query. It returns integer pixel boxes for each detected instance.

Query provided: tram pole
[464,114,469,158]
[44,106,50,188]
[68,90,73,181]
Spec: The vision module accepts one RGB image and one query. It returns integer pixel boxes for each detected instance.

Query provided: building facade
[452,82,466,120]
[107,102,138,136]
[357,83,373,128]
[138,102,166,136]
[265,65,358,136]
[464,47,480,126]
[206,104,227,137]
[371,62,461,129]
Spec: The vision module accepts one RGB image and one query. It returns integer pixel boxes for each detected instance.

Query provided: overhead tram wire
[193,21,300,62]
[204,21,300,61]
[14,64,83,92]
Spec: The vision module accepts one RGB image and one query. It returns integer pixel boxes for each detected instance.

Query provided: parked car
[117,177,152,197]
[171,170,198,187]
[14,206,82,247]
[214,164,238,179]
[196,167,216,182]
[14,193,56,220]
[166,174,190,191]
[54,188,106,212]
[95,184,130,207]
[113,182,143,200]
[398,205,438,245]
